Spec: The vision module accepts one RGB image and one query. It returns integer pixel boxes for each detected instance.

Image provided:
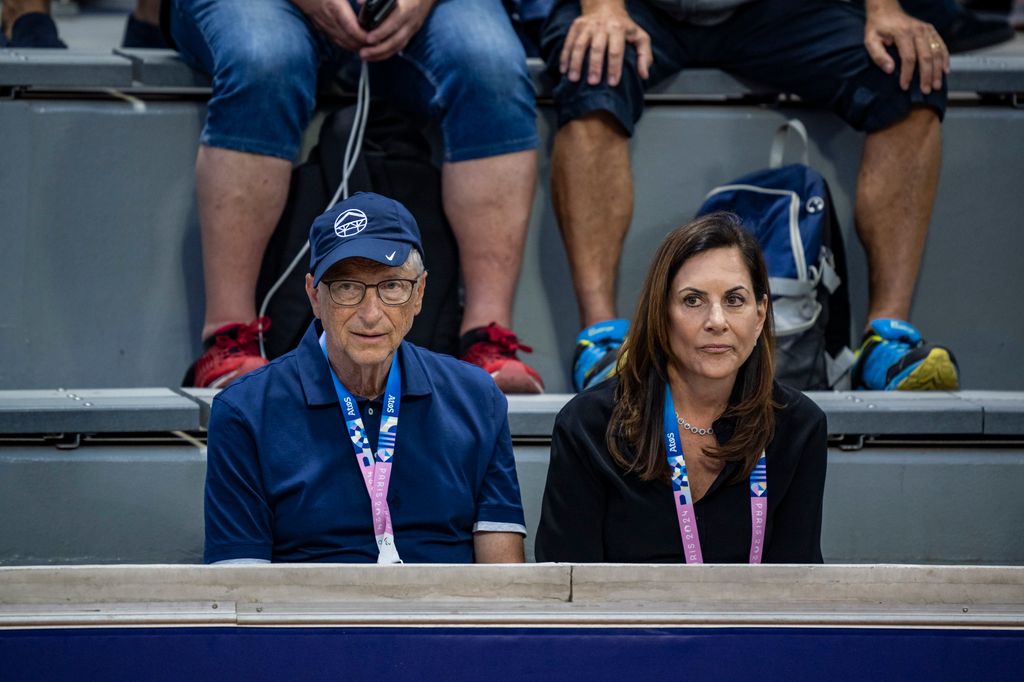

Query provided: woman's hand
[559,0,653,87]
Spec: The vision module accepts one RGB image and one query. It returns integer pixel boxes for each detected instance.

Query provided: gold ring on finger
[930,41,941,50]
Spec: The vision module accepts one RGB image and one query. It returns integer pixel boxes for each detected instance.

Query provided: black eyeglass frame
[321,273,424,307]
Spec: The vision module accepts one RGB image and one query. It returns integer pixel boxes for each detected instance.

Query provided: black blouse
[534,378,827,563]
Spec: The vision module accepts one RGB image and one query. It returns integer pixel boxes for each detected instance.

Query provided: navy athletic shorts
[541,0,947,135]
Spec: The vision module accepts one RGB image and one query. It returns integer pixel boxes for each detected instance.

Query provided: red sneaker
[185,318,271,388]
[459,323,544,394]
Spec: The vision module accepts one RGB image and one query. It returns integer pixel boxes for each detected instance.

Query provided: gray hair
[404,248,425,275]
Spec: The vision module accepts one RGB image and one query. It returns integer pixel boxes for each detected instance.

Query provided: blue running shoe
[573,319,629,392]
[852,319,960,391]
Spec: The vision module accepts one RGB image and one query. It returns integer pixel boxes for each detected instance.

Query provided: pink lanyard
[663,385,767,563]
[321,334,402,564]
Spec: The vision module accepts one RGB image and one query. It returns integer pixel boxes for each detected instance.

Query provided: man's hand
[864,0,949,94]
[292,0,369,52]
[360,0,436,62]
[560,0,652,87]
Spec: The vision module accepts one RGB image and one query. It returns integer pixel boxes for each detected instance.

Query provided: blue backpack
[697,120,853,390]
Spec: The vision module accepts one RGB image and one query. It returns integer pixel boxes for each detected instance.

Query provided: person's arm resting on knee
[560,0,653,87]
[863,0,950,93]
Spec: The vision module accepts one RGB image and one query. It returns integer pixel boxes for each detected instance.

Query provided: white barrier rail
[2,564,1022,629]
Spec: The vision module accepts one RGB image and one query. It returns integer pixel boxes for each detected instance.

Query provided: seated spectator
[205,193,527,564]
[166,0,543,393]
[0,0,167,48]
[543,0,961,392]
[535,214,827,563]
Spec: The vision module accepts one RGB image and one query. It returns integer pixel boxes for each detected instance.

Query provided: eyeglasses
[322,275,421,307]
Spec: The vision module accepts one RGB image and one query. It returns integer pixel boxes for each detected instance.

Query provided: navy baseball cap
[309,192,424,285]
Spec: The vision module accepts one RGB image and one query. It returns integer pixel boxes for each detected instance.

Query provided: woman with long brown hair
[535,213,827,563]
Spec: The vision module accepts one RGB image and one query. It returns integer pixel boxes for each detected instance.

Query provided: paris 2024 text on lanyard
[663,384,767,564]
[321,333,403,564]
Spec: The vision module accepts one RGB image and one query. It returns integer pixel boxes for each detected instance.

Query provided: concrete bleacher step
[0,388,199,434]
[4,388,1018,438]
[3,49,1023,96]
[508,391,1024,439]
[2,389,1023,566]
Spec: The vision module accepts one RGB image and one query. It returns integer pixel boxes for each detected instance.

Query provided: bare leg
[1,0,50,38]
[551,111,633,329]
[856,106,942,325]
[133,0,161,24]
[196,145,291,340]
[442,149,537,334]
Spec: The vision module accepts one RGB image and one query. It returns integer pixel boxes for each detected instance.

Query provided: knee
[904,104,942,133]
[870,103,943,141]
[853,48,948,134]
[437,37,533,111]
[202,33,319,158]
[216,34,317,106]
[562,111,628,141]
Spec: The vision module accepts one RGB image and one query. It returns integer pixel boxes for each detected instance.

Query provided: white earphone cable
[258,61,371,358]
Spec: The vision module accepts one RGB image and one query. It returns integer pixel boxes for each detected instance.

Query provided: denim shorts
[541,0,947,135]
[170,0,539,162]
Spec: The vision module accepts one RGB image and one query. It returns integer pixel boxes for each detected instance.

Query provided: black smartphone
[359,0,397,31]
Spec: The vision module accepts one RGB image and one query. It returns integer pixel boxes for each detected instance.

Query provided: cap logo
[334,209,368,238]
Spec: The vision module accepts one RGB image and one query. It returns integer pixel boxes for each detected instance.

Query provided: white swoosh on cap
[385,251,397,261]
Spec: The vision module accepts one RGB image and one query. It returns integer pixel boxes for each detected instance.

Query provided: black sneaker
[121,13,169,49]
[8,12,66,48]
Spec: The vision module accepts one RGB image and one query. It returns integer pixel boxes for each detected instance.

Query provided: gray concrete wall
[2,441,1022,566]
[0,98,205,388]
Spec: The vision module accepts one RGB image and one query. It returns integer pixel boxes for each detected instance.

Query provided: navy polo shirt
[204,321,526,564]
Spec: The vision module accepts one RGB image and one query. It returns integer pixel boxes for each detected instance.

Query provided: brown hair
[607,212,777,483]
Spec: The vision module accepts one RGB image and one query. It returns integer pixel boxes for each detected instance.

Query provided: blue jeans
[170,0,538,162]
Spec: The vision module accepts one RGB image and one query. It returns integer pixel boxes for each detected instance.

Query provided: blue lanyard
[320,333,403,563]
[663,384,767,563]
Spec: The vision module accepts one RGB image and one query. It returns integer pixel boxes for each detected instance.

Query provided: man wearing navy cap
[204,192,527,564]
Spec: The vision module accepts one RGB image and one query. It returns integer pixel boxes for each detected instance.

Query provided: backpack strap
[769,119,810,169]
[827,347,857,389]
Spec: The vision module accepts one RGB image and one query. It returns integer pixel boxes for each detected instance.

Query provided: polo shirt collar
[396,341,432,398]
[298,320,432,406]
